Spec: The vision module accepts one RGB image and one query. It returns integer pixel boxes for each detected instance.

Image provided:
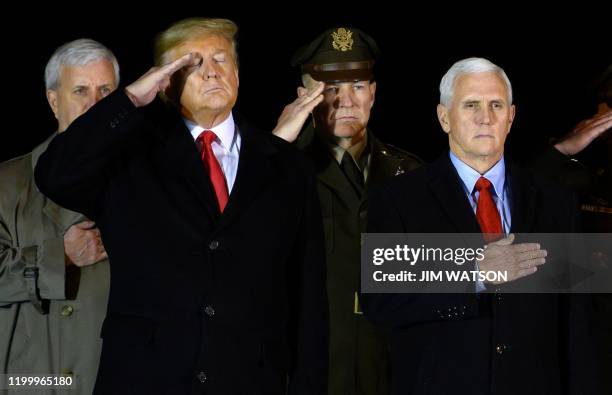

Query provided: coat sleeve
[287,156,329,395]
[0,212,66,308]
[34,90,144,220]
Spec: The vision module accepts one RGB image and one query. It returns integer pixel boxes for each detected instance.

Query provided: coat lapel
[427,154,482,234]
[218,118,278,228]
[366,135,406,187]
[151,106,219,223]
[361,133,407,211]
[507,162,537,233]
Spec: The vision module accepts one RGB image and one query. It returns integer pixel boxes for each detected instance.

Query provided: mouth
[204,87,224,94]
[335,116,358,121]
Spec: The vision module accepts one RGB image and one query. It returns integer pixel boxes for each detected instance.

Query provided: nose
[337,86,355,108]
[199,58,219,80]
[477,105,492,125]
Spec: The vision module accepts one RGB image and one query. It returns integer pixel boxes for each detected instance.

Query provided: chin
[202,98,231,111]
[333,126,361,138]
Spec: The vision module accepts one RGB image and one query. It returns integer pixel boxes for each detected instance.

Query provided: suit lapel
[218,119,278,228]
[507,162,537,233]
[366,135,405,187]
[152,107,219,222]
[427,154,482,234]
[362,134,405,210]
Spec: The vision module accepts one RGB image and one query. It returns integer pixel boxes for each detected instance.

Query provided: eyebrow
[461,98,506,104]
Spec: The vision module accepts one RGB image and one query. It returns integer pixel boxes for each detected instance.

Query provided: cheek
[180,79,200,103]
[359,100,372,118]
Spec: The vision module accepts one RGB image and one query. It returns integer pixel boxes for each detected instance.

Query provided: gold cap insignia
[331,28,353,52]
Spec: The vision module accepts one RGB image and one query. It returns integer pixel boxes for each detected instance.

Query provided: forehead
[59,59,116,85]
[454,71,508,100]
[325,80,370,85]
[175,35,233,56]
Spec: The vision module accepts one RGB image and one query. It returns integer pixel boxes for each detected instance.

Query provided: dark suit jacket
[35,91,329,395]
[361,153,597,395]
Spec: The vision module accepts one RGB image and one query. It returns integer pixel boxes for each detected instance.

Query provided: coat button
[197,371,207,383]
[204,305,215,317]
[496,344,506,354]
[61,305,74,317]
[359,210,367,219]
[209,240,219,250]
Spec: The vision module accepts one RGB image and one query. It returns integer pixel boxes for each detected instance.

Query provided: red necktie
[197,130,229,212]
[474,176,503,243]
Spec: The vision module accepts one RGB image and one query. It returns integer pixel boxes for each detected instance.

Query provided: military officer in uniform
[273,27,422,395]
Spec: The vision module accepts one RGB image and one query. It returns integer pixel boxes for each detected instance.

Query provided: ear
[369,81,377,108]
[508,104,516,126]
[297,86,307,97]
[437,104,451,134]
[46,89,59,120]
[504,104,516,137]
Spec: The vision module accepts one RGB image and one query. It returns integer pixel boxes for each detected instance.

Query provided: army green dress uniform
[292,28,422,394]
[0,136,110,395]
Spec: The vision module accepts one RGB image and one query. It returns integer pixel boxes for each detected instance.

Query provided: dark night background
[1,7,610,164]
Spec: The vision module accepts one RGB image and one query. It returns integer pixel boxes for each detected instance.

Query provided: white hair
[439,57,512,107]
[44,38,120,90]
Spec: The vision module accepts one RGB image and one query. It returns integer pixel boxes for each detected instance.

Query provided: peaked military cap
[291,27,380,82]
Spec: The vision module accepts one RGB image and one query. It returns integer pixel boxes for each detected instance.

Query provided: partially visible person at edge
[0,38,116,395]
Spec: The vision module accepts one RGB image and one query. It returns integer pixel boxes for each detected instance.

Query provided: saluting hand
[125,52,202,108]
[273,81,325,143]
[554,108,612,156]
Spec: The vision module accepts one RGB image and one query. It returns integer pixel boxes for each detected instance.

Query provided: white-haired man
[0,38,117,395]
[361,58,598,395]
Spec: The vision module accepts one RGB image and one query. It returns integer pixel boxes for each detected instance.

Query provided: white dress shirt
[184,113,241,193]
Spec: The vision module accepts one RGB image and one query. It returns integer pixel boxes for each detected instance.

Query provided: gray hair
[439,57,512,107]
[44,38,120,90]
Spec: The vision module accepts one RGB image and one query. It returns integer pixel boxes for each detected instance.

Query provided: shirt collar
[330,132,369,169]
[449,150,506,199]
[184,112,236,149]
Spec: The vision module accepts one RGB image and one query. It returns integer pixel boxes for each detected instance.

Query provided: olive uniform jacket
[0,135,110,395]
[297,124,422,395]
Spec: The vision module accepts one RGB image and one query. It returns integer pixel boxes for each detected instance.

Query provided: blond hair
[154,18,238,66]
